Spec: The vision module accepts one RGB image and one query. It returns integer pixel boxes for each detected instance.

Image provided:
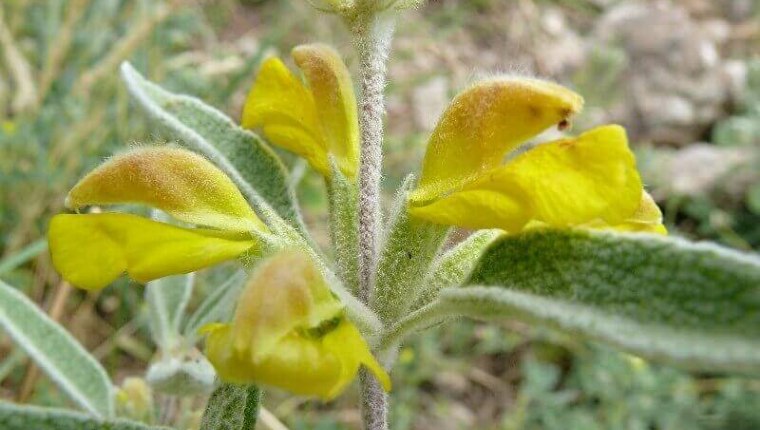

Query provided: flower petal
[203,250,388,400]
[323,320,392,396]
[410,125,642,232]
[204,318,389,400]
[204,324,345,399]
[241,57,330,176]
[292,44,359,178]
[231,250,343,362]
[606,191,667,234]
[49,213,255,290]
[411,77,584,204]
[409,188,531,232]
[66,147,265,233]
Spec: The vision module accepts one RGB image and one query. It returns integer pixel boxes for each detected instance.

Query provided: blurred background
[1,0,759,429]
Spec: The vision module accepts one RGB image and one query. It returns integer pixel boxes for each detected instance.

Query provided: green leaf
[412,229,500,311]
[373,176,449,323]
[447,230,760,373]
[0,280,114,416]
[0,239,47,276]
[0,402,168,430]
[120,62,303,230]
[145,348,216,396]
[200,383,262,430]
[0,349,26,383]
[146,274,193,351]
[327,164,360,294]
[184,270,246,341]
[747,183,760,215]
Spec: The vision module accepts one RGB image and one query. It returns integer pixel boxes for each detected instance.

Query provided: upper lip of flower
[409,77,584,204]
[406,76,665,235]
[48,146,267,290]
[65,146,266,234]
[241,43,359,180]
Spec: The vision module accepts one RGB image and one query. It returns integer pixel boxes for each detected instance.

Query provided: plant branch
[379,300,455,351]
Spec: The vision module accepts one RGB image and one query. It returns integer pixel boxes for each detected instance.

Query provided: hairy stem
[354,15,395,305]
[351,12,396,430]
[359,369,389,430]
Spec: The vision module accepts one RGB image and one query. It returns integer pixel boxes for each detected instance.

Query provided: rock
[665,144,749,196]
[723,60,749,104]
[725,0,755,22]
[590,1,732,145]
[535,7,586,76]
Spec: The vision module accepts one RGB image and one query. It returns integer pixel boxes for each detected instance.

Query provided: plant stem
[353,15,394,305]
[351,12,395,430]
[359,369,389,430]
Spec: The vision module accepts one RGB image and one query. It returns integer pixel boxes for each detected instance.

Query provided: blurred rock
[678,0,755,22]
[723,60,749,103]
[591,1,734,145]
[724,0,755,22]
[535,7,586,76]
[644,144,751,197]
[412,76,449,131]
[668,144,748,195]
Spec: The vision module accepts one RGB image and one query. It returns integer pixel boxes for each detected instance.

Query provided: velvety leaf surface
[327,165,359,293]
[120,62,300,229]
[412,229,500,310]
[450,230,760,373]
[200,383,262,430]
[0,280,113,416]
[373,177,449,323]
[0,402,168,430]
[146,273,194,350]
[184,271,246,341]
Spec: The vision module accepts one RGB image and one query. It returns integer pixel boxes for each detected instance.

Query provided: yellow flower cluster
[48,43,665,400]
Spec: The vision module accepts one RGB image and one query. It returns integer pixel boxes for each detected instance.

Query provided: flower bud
[146,347,216,396]
[391,0,425,10]
[115,377,154,422]
[307,0,424,16]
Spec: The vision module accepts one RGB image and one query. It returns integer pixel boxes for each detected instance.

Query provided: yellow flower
[1,120,16,135]
[407,77,666,235]
[241,44,358,179]
[115,377,153,422]
[48,147,267,290]
[203,250,391,400]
